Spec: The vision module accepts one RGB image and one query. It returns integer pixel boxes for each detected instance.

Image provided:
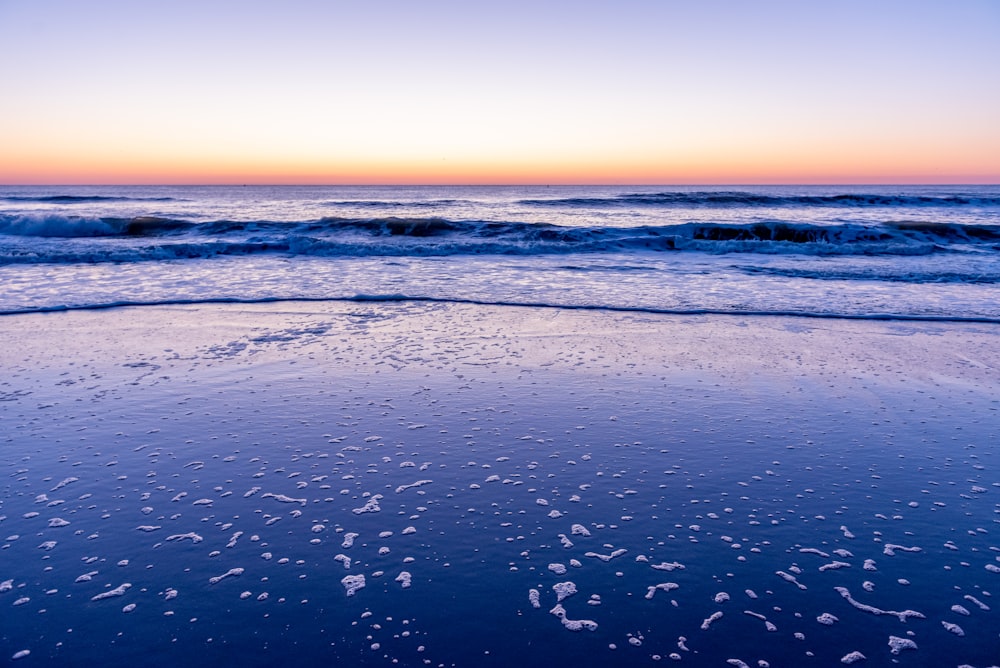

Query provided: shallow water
[1,303,997,666]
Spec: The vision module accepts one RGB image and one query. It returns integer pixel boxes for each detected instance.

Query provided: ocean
[1,185,999,667]
[1,184,999,319]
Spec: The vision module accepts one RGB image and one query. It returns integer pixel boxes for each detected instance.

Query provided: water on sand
[1,302,997,667]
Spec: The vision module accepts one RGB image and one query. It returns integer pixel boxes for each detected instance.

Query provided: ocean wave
[1,195,180,203]
[322,199,464,208]
[1,214,998,263]
[3,294,999,324]
[0,214,195,238]
[518,191,1000,208]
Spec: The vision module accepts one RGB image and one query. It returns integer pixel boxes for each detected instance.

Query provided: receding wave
[518,191,1000,208]
[3,294,999,324]
[1,195,180,203]
[742,265,1000,284]
[1,214,998,264]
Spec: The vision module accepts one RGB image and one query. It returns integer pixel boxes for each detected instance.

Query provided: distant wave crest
[1,195,181,203]
[518,191,1000,208]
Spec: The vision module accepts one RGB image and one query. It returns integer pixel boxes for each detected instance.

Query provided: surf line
[2,294,1000,325]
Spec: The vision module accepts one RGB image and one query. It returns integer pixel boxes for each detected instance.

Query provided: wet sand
[1,302,998,666]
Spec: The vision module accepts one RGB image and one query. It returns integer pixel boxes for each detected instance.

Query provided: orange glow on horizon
[3,148,998,186]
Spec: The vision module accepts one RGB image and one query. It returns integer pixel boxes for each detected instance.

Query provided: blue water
[2,187,999,667]
[1,185,999,319]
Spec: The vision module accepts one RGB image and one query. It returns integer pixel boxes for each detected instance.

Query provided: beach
[2,301,997,666]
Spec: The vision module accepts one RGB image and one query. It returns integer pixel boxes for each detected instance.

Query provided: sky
[1,0,998,185]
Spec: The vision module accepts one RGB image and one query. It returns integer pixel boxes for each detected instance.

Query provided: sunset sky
[1,0,998,185]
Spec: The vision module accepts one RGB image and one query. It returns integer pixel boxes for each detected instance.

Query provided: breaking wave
[2,213,999,265]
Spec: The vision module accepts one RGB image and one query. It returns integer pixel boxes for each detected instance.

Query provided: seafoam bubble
[548,564,567,575]
[12,650,30,661]
[395,572,412,588]
[834,587,925,621]
[341,574,366,597]
[882,544,921,557]
[840,651,865,664]
[91,583,131,601]
[47,518,70,528]
[395,480,432,494]
[342,533,359,548]
[553,582,577,602]
[816,613,838,625]
[775,571,806,590]
[585,549,627,562]
[262,492,307,506]
[570,524,591,537]
[964,595,989,611]
[941,621,965,636]
[549,604,597,631]
[819,562,851,572]
[799,548,829,558]
[352,495,383,515]
[51,477,78,491]
[645,583,679,600]
[166,532,203,544]
[887,636,917,655]
[651,561,685,572]
[701,611,723,631]
[529,589,541,609]
[208,568,244,585]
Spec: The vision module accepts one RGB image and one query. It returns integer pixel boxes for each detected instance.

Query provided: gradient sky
[1,0,998,184]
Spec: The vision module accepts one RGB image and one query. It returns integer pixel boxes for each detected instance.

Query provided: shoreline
[4,294,1000,325]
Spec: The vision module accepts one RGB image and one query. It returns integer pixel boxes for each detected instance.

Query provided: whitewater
[1,184,998,319]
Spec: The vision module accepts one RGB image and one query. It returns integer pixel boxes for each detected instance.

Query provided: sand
[0,301,997,667]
